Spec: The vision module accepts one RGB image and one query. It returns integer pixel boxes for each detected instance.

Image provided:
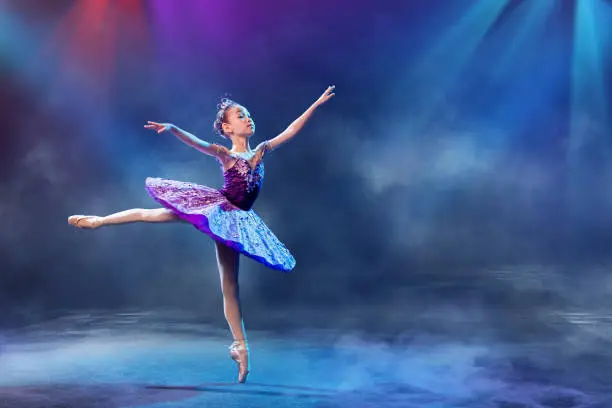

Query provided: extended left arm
[266,86,335,151]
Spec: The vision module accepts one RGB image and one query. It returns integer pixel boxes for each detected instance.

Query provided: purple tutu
[145,155,295,272]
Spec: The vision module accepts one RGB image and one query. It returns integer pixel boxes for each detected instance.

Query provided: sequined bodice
[220,158,264,210]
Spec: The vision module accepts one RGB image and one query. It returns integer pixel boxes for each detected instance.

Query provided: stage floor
[0,311,609,407]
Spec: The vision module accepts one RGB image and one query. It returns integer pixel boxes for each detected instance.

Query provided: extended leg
[68,208,182,229]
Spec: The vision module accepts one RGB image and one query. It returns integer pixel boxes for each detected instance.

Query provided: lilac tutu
[145,154,295,272]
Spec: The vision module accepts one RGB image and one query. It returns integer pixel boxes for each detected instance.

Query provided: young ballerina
[67,85,335,383]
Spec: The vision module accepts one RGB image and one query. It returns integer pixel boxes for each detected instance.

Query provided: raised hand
[144,121,172,134]
[315,85,335,107]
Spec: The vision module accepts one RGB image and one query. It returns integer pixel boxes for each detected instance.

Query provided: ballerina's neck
[231,150,256,160]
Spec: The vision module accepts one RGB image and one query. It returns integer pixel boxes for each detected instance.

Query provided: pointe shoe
[229,340,250,383]
[68,215,102,229]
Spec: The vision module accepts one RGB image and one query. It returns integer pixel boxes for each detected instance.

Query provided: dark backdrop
[2,0,612,342]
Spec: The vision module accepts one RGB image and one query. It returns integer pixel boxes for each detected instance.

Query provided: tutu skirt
[145,177,295,272]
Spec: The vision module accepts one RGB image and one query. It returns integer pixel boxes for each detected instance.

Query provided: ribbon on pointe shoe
[229,340,250,383]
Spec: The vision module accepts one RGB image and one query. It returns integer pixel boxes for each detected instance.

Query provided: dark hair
[213,97,239,139]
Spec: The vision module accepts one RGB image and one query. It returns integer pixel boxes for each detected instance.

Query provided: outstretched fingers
[316,85,335,105]
[144,121,165,133]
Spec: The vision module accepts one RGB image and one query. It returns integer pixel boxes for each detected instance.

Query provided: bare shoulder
[211,143,231,156]
[209,143,233,165]
[255,140,273,155]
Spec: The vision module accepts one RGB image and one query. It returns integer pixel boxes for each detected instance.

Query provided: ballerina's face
[222,105,255,138]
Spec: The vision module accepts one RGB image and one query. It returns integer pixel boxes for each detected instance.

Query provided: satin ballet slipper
[229,340,250,383]
[68,215,103,229]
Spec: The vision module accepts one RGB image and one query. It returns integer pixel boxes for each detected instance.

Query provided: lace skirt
[145,177,296,272]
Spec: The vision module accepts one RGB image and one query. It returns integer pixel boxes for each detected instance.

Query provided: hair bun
[216,95,235,110]
[213,95,239,139]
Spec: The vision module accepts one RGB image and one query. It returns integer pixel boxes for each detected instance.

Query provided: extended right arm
[145,121,230,160]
